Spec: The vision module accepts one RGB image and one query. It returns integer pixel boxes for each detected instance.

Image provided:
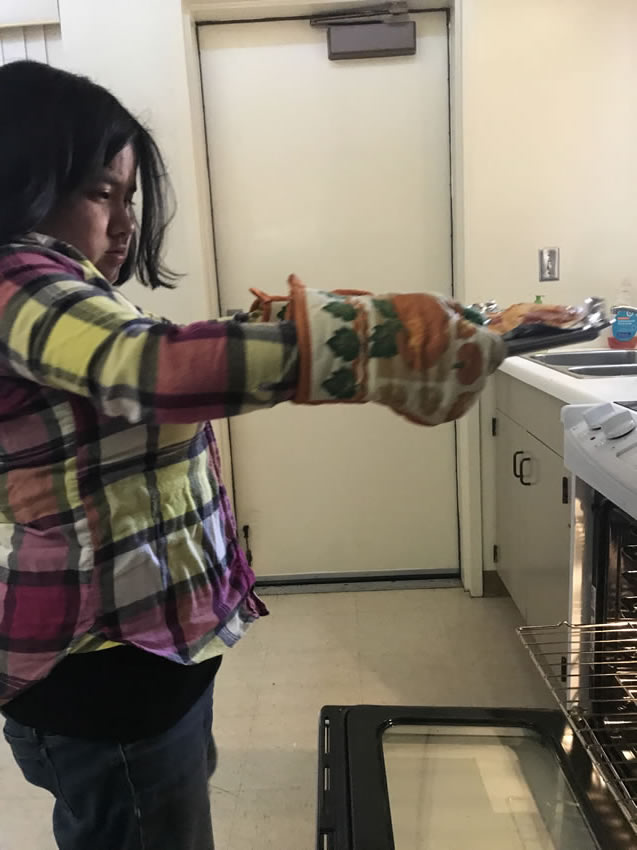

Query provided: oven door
[317,706,635,850]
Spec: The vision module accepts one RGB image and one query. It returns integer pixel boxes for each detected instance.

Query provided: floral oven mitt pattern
[250,277,505,426]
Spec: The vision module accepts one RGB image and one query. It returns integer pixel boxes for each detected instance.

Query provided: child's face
[40,144,137,283]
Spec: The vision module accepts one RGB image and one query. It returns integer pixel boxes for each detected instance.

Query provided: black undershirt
[1,646,222,743]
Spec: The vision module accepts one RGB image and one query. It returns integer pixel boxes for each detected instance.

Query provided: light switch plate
[539,247,560,282]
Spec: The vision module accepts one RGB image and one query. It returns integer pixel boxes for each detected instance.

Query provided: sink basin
[569,364,637,377]
[528,349,637,379]
[532,350,637,367]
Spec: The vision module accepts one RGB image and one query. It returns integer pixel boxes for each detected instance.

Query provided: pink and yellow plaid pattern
[0,236,298,704]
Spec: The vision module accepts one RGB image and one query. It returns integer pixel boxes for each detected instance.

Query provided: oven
[315,402,637,849]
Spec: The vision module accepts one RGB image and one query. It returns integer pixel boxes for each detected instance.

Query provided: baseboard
[482,570,509,598]
[257,576,461,595]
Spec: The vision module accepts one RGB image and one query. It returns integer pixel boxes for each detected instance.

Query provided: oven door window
[383,724,597,850]
[605,506,637,621]
[317,707,634,850]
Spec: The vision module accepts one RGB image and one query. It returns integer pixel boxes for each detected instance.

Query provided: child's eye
[89,188,111,202]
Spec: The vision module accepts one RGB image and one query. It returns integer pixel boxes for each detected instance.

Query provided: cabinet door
[495,412,531,619]
[495,411,571,625]
[523,433,571,626]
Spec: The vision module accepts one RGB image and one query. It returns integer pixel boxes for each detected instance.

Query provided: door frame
[187,0,483,593]
[57,0,481,591]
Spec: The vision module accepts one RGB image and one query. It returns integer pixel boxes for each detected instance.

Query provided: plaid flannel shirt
[0,235,298,705]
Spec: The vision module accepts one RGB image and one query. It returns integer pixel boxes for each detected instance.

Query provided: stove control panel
[583,403,615,431]
[600,409,636,440]
[562,402,637,518]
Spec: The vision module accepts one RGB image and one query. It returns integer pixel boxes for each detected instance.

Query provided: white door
[199,12,458,580]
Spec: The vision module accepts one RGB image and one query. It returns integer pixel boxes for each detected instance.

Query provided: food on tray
[487,303,582,335]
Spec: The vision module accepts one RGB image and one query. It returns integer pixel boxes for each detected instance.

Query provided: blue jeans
[3,682,216,850]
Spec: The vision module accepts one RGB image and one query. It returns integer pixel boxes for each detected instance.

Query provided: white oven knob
[601,410,636,440]
[584,403,616,430]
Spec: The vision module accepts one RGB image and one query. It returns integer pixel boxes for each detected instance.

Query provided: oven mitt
[250,276,505,426]
[249,288,291,323]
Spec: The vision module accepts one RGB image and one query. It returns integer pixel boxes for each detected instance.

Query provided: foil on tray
[469,297,610,356]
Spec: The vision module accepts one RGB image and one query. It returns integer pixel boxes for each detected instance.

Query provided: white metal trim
[0,0,59,29]
[187,0,450,23]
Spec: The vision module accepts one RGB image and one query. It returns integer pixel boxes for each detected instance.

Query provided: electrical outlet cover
[539,247,560,282]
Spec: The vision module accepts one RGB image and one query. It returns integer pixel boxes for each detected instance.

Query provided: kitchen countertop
[499,355,637,406]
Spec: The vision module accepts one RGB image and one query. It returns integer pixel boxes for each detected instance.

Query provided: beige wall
[58,0,637,315]
[58,0,218,326]
[58,0,232,487]
[460,0,637,309]
[51,0,637,583]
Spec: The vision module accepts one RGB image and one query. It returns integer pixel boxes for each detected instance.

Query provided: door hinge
[491,417,498,437]
[562,475,569,505]
[310,2,409,27]
[493,544,499,564]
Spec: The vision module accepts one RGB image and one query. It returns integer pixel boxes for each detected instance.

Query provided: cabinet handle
[519,456,533,486]
[513,450,524,479]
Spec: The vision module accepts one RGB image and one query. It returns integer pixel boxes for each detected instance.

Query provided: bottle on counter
[608,279,637,350]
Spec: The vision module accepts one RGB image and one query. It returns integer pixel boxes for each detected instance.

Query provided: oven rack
[518,621,637,835]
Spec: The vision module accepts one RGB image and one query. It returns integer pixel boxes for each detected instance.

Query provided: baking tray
[498,296,610,357]
[504,323,607,357]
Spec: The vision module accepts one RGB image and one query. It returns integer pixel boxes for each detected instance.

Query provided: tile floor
[0,588,553,849]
